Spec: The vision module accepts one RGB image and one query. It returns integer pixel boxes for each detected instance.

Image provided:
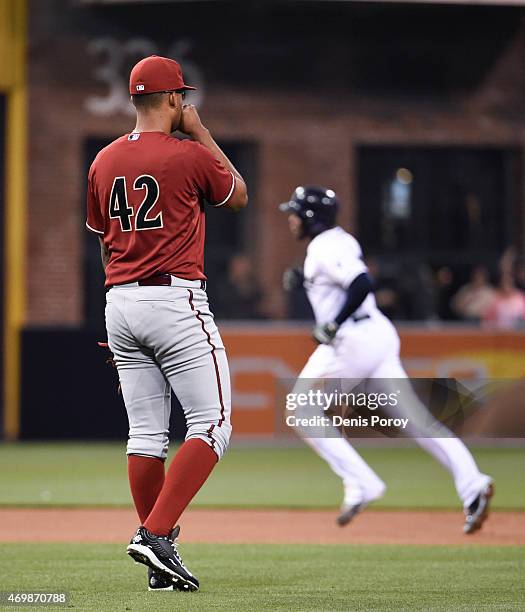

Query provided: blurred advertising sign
[221,324,525,437]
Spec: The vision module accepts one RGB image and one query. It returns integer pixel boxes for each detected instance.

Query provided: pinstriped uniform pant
[105,280,232,460]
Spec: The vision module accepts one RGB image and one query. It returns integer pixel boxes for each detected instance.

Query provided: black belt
[351,313,370,323]
[137,273,172,286]
[108,274,206,291]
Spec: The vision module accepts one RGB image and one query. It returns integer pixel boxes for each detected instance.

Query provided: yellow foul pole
[2,0,27,440]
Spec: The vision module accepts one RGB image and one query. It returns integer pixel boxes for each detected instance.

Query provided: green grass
[0,543,523,611]
[0,442,523,509]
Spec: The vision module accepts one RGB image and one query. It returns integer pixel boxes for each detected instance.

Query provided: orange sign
[221,324,525,436]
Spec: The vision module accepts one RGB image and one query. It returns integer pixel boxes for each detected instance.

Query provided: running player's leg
[105,292,168,524]
[296,345,385,505]
[372,355,492,507]
[140,288,231,536]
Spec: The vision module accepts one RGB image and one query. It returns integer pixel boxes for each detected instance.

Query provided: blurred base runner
[279,185,494,534]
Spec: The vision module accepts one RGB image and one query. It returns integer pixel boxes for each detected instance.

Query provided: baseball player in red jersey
[86,55,247,592]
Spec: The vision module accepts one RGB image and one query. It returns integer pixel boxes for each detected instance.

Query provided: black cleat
[464,482,494,535]
[148,567,175,591]
[338,486,385,527]
[127,525,199,591]
[146,527,195,592]
[337,502,365,527]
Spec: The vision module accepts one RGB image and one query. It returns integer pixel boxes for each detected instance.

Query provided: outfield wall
[222,324,525,437]
[18,325,525,440]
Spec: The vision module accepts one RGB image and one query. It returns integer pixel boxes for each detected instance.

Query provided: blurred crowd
[211,250,525,329]
[369,248,525,329]
[209,254,266,320]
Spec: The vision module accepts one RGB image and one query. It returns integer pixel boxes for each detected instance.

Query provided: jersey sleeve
[190,143,236,207]
[85,165,104,235]
[321,237,367,289]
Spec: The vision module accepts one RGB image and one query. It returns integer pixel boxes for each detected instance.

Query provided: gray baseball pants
[105,277,232,460]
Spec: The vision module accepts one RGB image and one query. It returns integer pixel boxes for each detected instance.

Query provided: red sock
[128,455,165,524]
[144,438,217,536]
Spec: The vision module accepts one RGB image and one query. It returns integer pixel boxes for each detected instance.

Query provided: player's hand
[312,322,339,344]
[98,341,116,368]
[283,267,304,292]
[179,105,208,138]
[98,341,121,394]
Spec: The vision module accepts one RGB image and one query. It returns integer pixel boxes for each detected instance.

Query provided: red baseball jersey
[86,132,235,286]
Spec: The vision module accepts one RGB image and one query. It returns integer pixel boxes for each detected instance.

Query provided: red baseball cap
[129,55,196,95]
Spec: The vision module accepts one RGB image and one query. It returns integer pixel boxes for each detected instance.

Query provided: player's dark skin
[133,92,247,210]
[287,213,305,240]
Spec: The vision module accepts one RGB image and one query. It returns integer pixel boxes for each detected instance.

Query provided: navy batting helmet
[279,185,339,238]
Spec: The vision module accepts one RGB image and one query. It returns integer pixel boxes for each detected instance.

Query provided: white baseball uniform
[294,226,491,508]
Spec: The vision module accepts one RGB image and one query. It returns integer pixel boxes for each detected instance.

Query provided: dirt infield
[1,508,523,546]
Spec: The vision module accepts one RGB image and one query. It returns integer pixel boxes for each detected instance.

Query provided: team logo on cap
[136,84,145,91]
